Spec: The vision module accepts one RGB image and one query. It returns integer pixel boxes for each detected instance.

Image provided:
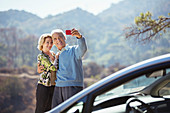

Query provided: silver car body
[48,53,170,113]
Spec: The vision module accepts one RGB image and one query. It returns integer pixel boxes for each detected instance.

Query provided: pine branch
[123,12,170,43]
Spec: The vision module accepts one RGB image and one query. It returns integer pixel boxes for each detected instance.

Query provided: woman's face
[42,37,53,52]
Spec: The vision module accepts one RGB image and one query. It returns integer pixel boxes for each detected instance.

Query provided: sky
[0,0,123,18]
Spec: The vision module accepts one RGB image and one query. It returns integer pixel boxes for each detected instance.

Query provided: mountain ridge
[0,0,169,66]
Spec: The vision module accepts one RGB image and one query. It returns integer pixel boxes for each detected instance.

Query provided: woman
[35,33,58,113]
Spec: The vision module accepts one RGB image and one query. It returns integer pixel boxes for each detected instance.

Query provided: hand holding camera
[65,28,82,39]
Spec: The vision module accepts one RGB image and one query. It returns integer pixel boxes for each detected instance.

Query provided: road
[0,73,39,79]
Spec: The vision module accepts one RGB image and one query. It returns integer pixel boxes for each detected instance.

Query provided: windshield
[95,70,163,103]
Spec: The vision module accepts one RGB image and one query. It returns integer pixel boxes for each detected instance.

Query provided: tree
[0,28,38,68]
[124,12,170,42]
[0,28,18,67]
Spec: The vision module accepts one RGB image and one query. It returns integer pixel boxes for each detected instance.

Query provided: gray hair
[51,29,67,40]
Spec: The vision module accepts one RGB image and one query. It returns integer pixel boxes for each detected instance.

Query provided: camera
[65,30,72,35]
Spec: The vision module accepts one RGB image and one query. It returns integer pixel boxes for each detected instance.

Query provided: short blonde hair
[51,29,67,40]
[37,33,52,51]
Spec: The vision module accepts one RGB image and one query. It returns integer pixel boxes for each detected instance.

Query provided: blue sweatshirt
[54,37,87,87]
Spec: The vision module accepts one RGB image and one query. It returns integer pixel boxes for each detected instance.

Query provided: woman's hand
[55,52,60,59]
[37,63,44,73]
[49,54,55,62]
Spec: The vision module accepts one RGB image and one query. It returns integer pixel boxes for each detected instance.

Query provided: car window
[94,75,160,103]
[159,82,170,96]
[95,69,169,104]
[93,70,166,112]
[66,101,84,113]
[166,68,170,74]
[158,69,170,96]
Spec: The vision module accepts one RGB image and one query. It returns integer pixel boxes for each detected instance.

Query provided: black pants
[52,86,83,108]
[35,84,55,113]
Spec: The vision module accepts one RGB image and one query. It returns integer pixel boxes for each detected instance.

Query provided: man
[50,28,87,108]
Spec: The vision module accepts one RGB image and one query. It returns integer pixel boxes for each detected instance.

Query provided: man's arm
[71,28,87,59]
[75,37,87,59]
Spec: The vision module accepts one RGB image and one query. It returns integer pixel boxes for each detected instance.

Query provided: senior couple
[36,28,87,113]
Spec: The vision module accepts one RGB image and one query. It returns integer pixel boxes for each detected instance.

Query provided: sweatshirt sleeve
[75,37,87,59]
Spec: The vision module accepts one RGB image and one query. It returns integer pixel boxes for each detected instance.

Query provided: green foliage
[0,28,39,68]
[0,43,8,67]
[125,11,170,42]
[135,11,169,33]
[0,56,7,67]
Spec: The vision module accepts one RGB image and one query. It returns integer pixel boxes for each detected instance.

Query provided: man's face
[52,33,66,50]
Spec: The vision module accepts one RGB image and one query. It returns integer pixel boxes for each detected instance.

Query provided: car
[47,54,170,113]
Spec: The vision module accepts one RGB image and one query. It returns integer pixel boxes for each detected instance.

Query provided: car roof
[48,54,170,113]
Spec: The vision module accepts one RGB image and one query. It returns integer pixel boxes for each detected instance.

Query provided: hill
[0,0,169,67]
[0,9,41,28]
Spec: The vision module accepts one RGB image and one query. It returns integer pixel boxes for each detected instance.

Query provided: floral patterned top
[37,51,57,86]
